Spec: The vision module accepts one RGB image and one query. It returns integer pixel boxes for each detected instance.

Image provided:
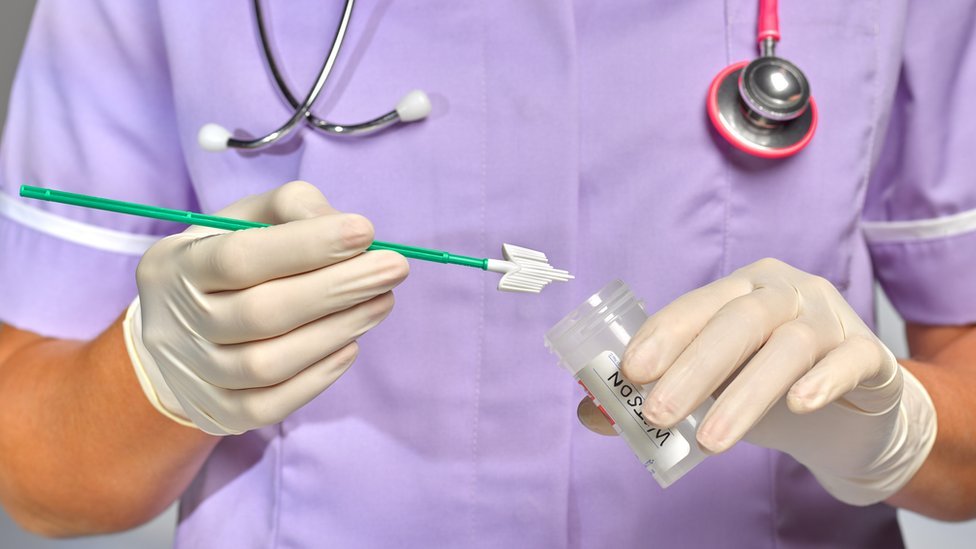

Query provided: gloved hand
[578,258,937,505]
[123,181,409,435]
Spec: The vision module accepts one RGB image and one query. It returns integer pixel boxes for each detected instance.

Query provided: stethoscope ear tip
[198,123,232,152]
[396,90,432,123]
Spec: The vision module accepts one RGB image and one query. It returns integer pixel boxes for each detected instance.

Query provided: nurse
[0,1,974,547]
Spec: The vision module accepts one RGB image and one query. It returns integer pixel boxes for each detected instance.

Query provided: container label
[578,351,690,473]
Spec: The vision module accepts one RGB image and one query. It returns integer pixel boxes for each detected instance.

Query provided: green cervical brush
[19,185,573,293]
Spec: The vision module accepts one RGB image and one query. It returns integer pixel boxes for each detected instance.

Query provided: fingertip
[339,213,376,250]
[362,291,397,325]
[368,249,411,286]
[620,348,641,377]
[786,389,826,414]
[389,248,411,275]
[695,432,728,455]
[621,345,654,383]
[334,341,360,368]
[695,415,740,454]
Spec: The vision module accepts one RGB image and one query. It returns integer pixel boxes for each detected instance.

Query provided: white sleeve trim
[861,206,976,244]
[0,192,160,255]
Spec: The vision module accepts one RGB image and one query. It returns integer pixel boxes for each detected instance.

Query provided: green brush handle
[19,185,489,270]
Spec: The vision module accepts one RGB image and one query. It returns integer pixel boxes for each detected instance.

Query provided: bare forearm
[887,325,976,520]
[0,316,217,537]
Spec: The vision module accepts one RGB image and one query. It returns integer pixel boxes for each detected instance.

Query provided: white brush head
[492,243,574,294]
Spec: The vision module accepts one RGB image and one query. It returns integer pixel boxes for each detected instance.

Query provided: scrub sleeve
[0,0,194,340]
[862,1,976,326]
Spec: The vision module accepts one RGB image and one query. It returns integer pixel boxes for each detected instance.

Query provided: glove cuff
[811,364,938,505]
[123,297,198,429]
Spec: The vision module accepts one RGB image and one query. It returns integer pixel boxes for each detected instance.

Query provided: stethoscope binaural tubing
[198,0,430,152]
[254,0,402,139]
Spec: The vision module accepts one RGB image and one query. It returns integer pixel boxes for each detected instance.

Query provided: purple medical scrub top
[3,1,976,547]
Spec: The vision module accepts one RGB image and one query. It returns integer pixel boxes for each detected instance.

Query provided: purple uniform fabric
[2,1,976,547]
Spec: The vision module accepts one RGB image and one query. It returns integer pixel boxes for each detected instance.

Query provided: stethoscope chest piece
[707,60,817,159]
[705,0,817,159]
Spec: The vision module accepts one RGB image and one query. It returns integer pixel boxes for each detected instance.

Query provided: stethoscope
[197,0,430,152]
[707,0,816,158]
[200,0,814,159]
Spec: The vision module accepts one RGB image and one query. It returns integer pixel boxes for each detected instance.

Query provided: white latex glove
[123,181,409,435]
[579,258,937,505]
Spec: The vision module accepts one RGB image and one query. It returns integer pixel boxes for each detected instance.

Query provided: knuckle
[277,180,318,201]
[238,398,272,427]
[338,214,375,250]
[136,236,183,284]
[644,315,683,342]
[752,257,786,272]
[269,186,293,216]
[192,312,223,343]
[782,321,819,348]
[732,296,769,320]
[235,348,272,387]
[809,274,838,294]
[271,180,320,218]
[850,334,887,362]
[639,316,667,339]
[747,257,802,282]
[283,179,317,193]
[209,238,250,286]
[232,295,275,335]
[135,255,163,286]
[712,298,768,336]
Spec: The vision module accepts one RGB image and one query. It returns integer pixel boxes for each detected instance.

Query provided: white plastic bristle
[504,245,549,261]
[490,243,574,294]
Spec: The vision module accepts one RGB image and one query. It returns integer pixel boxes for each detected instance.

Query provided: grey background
[1,2,974,548]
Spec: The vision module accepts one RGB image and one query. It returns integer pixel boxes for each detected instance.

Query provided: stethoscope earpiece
[395,90,432,123]
[706,0,817,159]
[198,123,232,152]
